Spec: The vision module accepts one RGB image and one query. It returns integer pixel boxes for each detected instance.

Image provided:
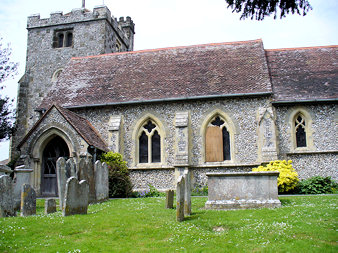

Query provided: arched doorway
[41,136,70,196]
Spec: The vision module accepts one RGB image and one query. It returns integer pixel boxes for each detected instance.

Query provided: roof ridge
[266,45,338,52]
[71,39,263,60]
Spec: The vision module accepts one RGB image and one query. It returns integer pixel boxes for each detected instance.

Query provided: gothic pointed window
[53,29,74,48]
[295,114,307,147]
[205,116,231,162]
[138,120,161,163]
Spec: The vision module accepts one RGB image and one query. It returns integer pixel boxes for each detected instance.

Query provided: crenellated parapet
[27,6,134,45]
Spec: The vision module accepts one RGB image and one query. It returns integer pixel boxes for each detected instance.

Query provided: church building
[12,6,337,196]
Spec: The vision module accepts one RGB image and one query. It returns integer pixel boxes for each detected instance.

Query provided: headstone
[57,157,67,209]
[176,175,185,222]
[102,162,109,200]
[78,158,96,203]
[95,161,109,202]
[183,169,191,216]
[0,175,16,217]
[87,159,96,203]
[63,177,89,216]
[45,198,57,214]
[165,190,174,209]
[20,184,36,217]
[66,158,77,178]
[12,165,33,210]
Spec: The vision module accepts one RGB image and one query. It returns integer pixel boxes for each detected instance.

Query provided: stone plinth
[205,171,281,210]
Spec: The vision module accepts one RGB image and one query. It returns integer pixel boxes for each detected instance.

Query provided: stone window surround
[288,107,314,152]
[132,114,167,168]
[53,28,74,48]
[200,109,237,165]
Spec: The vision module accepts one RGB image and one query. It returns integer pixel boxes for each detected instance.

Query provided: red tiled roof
[266,45,338,102]
[18,105,108,152]
[40,39,272,108]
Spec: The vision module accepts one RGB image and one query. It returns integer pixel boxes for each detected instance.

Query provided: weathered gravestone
[183,170,191,216]
[45,198,57,214]
[63,177,89,216]
[66,158,77,178]
[0,175,16,217]
[57,157,67,209]
[78,158,96,203]
[94,161,109,202]
[12,165,33,210]
[176,175,185,222]
[165,190,174,209]
[20,184,36,217]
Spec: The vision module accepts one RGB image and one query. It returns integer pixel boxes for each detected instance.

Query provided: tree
[0,37,18,141]
[225,0,312,20]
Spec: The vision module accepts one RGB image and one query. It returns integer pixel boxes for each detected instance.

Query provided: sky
[0,0,337,161]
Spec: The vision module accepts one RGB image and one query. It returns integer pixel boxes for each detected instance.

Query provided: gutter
[61,92,272,110]
[272,98,338,106]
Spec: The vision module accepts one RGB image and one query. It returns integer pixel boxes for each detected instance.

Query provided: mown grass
[0,195,337,252]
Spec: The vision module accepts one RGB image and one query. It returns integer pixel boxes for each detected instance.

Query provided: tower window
[53,29,73,48]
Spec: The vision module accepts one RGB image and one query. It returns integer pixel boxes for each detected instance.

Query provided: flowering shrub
[136,184,164,198]
[191,185,208,196]
[295,176,338,194]
[252,160,299,193]
[100,152,133,198]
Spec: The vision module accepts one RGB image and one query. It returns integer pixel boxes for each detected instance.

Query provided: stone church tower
[12,6,135,158]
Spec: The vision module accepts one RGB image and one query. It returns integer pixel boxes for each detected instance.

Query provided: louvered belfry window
[295,114,307,148]
[205,116,231,162]
[139,120,161,163]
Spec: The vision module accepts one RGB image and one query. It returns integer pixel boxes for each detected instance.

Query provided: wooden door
[205,126,223,162]
[41,136,69,196]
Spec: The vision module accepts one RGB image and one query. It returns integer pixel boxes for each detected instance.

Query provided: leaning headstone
[20,184,36,217]
[165,190,174,209]
[95,161,109,202]
[176,175,185,222]
[45,198,57,214]
[0,175,16,217]
[183,170,191,216]
[12,165,33,211]
[63,177,89,216]
[57,157,67,209]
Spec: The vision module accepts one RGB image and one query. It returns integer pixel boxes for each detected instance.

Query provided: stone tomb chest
[205,171,281,210]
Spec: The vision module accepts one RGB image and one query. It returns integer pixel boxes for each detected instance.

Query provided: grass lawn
[0,195,337,252]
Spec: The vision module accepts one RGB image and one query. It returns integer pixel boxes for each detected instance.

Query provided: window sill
[195,163,260,168]
[129,165,175,170]
[286,150,338,155]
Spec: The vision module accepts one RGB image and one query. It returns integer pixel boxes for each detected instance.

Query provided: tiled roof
[18,105,108,152]
[266,45,338,102]
[40,39,272,108]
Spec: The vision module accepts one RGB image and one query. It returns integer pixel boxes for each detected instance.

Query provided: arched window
[295,113,307,148]
[205,116,231,162]
[138,120,161,163]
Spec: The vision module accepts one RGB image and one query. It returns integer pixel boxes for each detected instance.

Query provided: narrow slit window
[295,114,307,147]
[66,32,73,47]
